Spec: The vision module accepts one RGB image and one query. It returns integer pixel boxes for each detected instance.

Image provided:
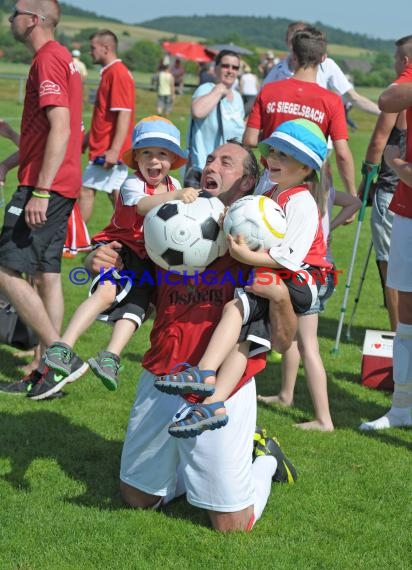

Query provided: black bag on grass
[0,293,38,350]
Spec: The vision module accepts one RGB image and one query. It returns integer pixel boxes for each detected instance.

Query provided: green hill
[139,15,395,53]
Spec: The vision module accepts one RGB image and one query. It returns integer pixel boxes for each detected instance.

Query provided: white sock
[252,455,277,522]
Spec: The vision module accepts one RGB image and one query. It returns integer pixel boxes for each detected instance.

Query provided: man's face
[215,55,240,88]
[89,37,107,65]
[200,143,252,206]
[9,2,34,43]
[394,47,408,76]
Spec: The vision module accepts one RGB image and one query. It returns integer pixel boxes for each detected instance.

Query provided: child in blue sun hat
[153,118,333,438]
[42,116,198,394]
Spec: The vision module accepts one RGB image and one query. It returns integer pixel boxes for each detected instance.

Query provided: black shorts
[89,244,155,328]
[236,266,323,354]
[0,186,74,275]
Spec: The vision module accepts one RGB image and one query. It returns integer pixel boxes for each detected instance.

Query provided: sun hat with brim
[258,118,327,172]
[122,115,188,171]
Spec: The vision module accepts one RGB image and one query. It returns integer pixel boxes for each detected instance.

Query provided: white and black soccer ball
[143,197,228,274]
[223,195,287,251]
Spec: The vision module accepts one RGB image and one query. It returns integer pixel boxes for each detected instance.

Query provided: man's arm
[384,145,412,187]
[242,126,260,148]
[105,109,132,167]
[0,151,19,184]
[344,88,380,115]
[379,82,412,113]
[24,105,70,229]
[364,112,398,163]
[0,119,20,146]
[333,139,357,196]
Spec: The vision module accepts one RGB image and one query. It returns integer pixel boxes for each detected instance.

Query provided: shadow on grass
[0,410,218,529]
[0,410,124,509]
[0,346,34,379]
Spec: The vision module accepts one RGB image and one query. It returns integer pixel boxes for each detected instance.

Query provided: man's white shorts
[387,214,412,292]
[120,370,257,512]
[82,162,129,194]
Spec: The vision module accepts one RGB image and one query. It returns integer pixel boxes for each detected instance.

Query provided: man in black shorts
[0,0,84,399]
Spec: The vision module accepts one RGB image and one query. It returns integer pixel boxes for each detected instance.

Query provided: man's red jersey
[142,254,265,392]
[18,41,83,198]
[88,59,135,160]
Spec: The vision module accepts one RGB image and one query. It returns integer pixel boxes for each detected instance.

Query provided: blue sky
[64,0,411,41]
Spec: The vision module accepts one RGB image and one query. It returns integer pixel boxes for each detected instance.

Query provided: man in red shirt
[79,29,135,223]
[243,27,357,198]
[86,142,298,531]
[360,35,412,431]
[0,0,84,398]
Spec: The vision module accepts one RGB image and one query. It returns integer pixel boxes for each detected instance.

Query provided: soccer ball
[143,197,228,274]
[223,195,286,250]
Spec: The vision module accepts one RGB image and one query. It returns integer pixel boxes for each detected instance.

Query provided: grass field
[0,82,411,570]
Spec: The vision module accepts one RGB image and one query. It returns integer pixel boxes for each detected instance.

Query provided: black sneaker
[43,341,76,376]
[65,355,89,384]
[27,365,70,400]
[0,369,42,395]
[253,426,267,458]
[254,433,298,484]
[88,351,120,391]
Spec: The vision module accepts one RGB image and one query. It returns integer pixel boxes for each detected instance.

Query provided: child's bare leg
[193,297,244,387]
[201,341,250,415]
[62,281,117,347]
[106,318,137,355]
[258,338,299,406]
[295,314,334,431]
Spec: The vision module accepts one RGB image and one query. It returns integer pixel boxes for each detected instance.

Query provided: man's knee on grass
[120,481,162,509]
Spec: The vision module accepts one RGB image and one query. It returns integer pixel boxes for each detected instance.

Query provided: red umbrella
[162,41,214,63]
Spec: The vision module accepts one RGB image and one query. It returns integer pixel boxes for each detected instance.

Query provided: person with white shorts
[360,35,412,431]
[79,29,135,223]
[85,141,298,531]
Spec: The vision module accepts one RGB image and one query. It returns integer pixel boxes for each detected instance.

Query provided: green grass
[0,85,411,570]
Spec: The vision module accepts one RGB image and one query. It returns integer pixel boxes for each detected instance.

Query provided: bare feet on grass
[257,394,293,407]
[294,420,334,432]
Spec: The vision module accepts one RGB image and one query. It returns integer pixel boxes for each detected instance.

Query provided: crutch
[345,238,373,340]
[331,161,379,354]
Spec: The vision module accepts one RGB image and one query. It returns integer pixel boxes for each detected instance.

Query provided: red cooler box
[361,329,395,391]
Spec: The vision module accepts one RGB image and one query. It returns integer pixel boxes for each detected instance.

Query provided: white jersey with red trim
[264,184,330,270]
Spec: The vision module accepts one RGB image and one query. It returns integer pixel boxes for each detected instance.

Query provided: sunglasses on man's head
[220,63,240,71]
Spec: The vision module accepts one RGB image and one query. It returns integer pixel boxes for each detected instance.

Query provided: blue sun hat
[258,118,328,171]
[123,115,188,171]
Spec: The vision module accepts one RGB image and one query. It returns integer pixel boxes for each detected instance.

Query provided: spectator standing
[264,21,380,116]
[239,64,260,117]
[0,0,84,396]
[71,48,88,81]
[184,50,245,188]
[360,111,406,331]
[170,58,185,95]
[79,30,135,223]
[198,62,216,85]
[156,63,175,117]
[360,35,412,431]
[258,50,276,79]
[244,27,357,198]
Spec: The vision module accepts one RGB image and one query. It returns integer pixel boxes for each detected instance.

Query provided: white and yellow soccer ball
[223,195,286,250]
